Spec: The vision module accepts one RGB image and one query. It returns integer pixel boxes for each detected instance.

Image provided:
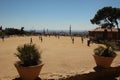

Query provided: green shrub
[0,32,2,36]
[94,46,116,57]
[15,44,42,67]
[101,40,120,51]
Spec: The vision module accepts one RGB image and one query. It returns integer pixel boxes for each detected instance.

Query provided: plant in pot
[93,45,117,68]
[14,44,43,80]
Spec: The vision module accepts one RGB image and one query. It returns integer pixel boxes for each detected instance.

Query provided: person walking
[81,37,83,43]
[30,37,33,44]
[41,36,43,42]
[72,37,74,44]
[87,39,90,46]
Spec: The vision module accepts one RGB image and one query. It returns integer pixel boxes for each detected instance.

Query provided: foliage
[94,46,116,57]
[24,31,33,36]
[101,40,120,51]
[4,27,25,35]
[90,6,120,28]
[101,23,115,28]
[0,31,5,37]
[4,28,21,35]
[0,32,2,36]
[20,27,24,35]
[15,44,42,67]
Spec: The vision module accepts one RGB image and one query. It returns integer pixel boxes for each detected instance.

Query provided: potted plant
[93,45,117,68]
[14,44,43,80]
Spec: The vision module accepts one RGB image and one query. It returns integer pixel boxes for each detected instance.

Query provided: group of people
[39,36,43,42]
[71,36,91,46]
[29,35,91,47]
[71,37,84,44]
[30,36,43,44]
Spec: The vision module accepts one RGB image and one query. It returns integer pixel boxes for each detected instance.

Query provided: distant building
[89,27,120,41]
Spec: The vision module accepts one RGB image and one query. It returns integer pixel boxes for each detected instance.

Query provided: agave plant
[15,44,42,67]
[94,46,116,57]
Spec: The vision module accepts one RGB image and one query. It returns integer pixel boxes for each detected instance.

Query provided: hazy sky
[0,0,120,30]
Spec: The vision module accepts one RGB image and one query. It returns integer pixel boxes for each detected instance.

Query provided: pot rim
[93,54,116,58]
[14,61,44,67]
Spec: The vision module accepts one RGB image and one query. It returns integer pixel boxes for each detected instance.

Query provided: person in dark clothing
[81,37,83,43]
[87,40,90,46]
[1,36,4,41]
[30,38,33,44]
[72,37,74,44]
[41,36,43,42]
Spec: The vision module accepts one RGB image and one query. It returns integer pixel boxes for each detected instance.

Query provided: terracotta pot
[14,61,44,80]
[93,55,116,68]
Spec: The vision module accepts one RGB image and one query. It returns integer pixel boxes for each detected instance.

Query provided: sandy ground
[0,36,120,79]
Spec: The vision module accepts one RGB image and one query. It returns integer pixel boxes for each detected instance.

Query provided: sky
[0,0,120,31]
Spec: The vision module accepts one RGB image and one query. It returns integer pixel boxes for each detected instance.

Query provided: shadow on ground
[13,77,42,80]
[12,66,120,80]
[61,66,120,80]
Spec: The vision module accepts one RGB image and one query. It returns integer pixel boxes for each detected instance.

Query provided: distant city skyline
[0,0,120,31]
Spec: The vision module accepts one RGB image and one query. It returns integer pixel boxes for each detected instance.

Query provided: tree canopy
[90,6,120,29]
